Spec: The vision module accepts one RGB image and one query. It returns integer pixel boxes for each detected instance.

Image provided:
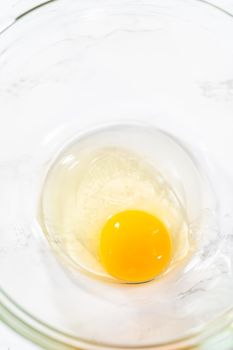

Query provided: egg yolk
[99,210,172,283]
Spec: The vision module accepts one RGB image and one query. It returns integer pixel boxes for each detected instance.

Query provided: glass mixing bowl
[0,0,233,349]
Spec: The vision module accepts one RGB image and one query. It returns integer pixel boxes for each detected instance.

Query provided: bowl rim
[1,285,233,350]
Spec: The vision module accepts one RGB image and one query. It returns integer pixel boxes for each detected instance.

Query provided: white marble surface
[0,1,233,349]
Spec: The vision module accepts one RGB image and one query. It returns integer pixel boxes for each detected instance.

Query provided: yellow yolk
[99,210,172,283]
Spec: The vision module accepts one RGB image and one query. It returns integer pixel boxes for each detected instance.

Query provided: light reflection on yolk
[99,210,172,283]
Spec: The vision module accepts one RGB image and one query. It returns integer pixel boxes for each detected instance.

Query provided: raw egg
[40,134,189,283]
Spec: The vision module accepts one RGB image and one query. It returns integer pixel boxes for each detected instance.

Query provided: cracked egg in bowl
[39,123,215,284]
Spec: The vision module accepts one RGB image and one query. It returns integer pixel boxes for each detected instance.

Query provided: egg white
[40,147,189,278]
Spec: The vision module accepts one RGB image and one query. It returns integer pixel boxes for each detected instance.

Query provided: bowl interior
[0,0,233,348]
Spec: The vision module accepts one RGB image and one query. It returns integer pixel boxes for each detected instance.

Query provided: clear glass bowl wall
[0,0,233,349]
